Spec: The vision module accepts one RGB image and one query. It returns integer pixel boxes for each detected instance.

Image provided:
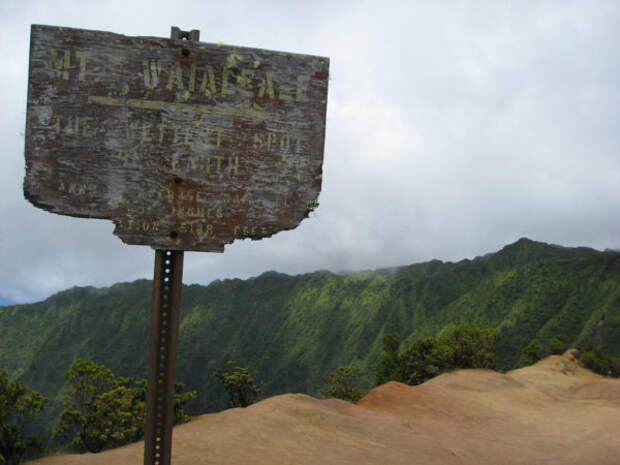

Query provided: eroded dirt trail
[30,351,620,465]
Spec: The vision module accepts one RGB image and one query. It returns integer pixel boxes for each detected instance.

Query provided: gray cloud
[1,1,619,303]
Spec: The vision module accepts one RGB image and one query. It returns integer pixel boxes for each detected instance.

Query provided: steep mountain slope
[27,352,620,465]
[1,238,619,442]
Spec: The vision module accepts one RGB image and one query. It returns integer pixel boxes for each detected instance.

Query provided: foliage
[519,342,542,367]
[580,346,620,378]
[437,324,497,369]
[55,359,195,453]
[376,324,498,386]
[400,336,453,385]
[0,371,47,465]
[321,364,366,402]
[214,361,261,408]
[375,333,402,385]
[547,334,569,355]
[54,359,114,452]
[173,382,196,425]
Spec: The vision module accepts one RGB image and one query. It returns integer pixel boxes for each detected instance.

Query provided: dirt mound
[29,352,620,465]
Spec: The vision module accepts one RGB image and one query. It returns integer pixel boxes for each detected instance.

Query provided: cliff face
[2,238,620,444]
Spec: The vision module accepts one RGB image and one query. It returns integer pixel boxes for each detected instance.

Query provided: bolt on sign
[25,25,329,251]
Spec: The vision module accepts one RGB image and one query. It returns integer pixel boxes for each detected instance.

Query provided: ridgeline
[1,238,619,443]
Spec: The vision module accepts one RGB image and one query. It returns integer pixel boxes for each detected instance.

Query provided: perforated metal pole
[144,250,184,465]
[143,27,198,465]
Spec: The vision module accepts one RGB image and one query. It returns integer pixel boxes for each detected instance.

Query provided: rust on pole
[143,27,194,465]
[144,249,184,465]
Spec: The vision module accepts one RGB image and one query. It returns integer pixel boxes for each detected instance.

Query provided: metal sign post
[144,249,183,465]
[24,24,329,465]
[143,29,195,465]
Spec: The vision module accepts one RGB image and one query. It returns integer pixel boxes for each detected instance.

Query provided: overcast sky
[1,0,619,304]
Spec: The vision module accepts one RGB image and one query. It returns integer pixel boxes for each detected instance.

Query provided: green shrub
[214,361,261,408]
[547,334,569,355]
[376,324,498,386]
[438,324,497,369]
[580,347,620,377]
[519,342,542,367]
[55,359,195,453]
[321,364,366,402]
[400,337,453,385]
[374,333,402,385]
[0,372,47,465]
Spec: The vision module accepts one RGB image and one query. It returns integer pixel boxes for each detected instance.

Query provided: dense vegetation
[375,324,497,386]
[0,372,47,465]
[0,359,194,463]
[54,359,195,453]
[1,238,619,447]
[580,343,620,377]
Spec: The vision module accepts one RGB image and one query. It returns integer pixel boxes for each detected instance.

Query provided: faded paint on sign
[25,25,329,251]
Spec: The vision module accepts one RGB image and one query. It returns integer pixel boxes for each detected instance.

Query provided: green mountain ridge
[1,237,619,445]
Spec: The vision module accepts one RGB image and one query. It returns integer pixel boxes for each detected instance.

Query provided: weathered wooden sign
[25,25,329,251]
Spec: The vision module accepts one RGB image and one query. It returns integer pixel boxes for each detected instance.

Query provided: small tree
[0,371,47,465]
[547,334,569,355]
[400,337,453,385]
[55,359,114,452]
[321,364,366,402]
[56,359,195,453]
[519,342,542,367]
[90,376,147,448]
[375,333,402,386]
[214,361,261,408]
[438,324,498,370]
[173,382,196,424]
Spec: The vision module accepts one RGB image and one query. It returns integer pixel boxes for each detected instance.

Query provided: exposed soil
[29,350,620,464]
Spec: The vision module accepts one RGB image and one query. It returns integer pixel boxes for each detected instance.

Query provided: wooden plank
[25,25,329,252]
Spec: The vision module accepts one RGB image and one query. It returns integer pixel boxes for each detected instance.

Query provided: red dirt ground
[29,350,620,464]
